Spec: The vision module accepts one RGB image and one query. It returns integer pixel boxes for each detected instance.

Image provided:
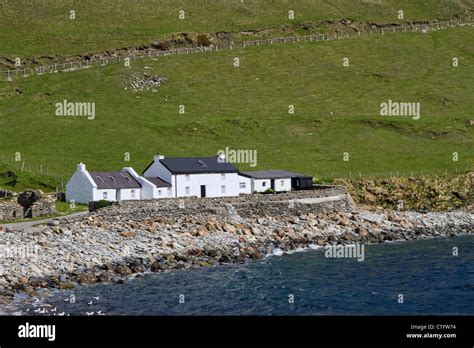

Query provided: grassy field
[0,163,60,192]
[0,0,472,58]
[0,26,472,181]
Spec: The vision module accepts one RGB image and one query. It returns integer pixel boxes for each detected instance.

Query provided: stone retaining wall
[87,186,352,219]
[28,197,56,218]
[0,201,23,221]
[0,190,56,221]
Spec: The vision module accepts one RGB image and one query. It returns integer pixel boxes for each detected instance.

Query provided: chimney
[77,162,86,172]
[217,152,226,163]
[154,154,165,162]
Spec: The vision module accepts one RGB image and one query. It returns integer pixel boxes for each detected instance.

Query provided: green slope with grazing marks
[0,27,472,180]
[0,0,472,58]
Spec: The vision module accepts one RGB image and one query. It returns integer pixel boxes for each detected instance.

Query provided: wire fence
[0,154,65,191]
[314,166,473,181]
[0,19,471,81]
[0,151,471,187]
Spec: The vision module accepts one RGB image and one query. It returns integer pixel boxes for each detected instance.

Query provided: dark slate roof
[159,157,238,174]
[90,171,141,189]
[239,170,312,179]
[144,177,172,188]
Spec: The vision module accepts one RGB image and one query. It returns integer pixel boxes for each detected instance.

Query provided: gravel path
[0,212,89,230]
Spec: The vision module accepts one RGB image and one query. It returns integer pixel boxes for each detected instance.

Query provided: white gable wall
[66,164,96,204]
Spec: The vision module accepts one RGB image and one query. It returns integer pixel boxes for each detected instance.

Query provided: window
[221,185,226,194]
[131,190,136,198]
[157,190,162,196]
[262,182,267,187]
[185,174,190,181]
[103,192,108,199]
[280,180,285,187]
[239,182,246,189]
[221,173,226,180]
[167,188,172,196]
[185,186,190,195]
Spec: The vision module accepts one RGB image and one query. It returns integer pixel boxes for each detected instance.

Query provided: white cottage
[66,163,142,204]
[143,154,250,198]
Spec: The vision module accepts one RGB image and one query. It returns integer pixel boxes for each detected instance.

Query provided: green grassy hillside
[0,163,59,192]
[0,0,472,58]
[0,27,472,180]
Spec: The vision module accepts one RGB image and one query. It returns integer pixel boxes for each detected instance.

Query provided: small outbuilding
[238,170,313,193]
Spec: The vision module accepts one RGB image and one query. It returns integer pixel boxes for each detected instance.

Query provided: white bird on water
[97,310,105,315]
[86,312,94,316]
[57,312,65,316]
[93,296,99,301]
[51,307,57,312]
[33,308,41,313]
[88,300,93,305]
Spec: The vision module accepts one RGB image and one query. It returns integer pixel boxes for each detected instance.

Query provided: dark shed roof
[144,177,172,188]
[159,157,238,174]
[90,171,141,189]
[239,170,312,180]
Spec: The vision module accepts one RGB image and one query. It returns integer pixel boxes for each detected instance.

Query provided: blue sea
[15,235,474,315]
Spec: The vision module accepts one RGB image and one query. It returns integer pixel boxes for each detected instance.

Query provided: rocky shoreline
[0,191,472,307]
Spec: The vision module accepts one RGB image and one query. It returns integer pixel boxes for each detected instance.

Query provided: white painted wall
[66,163,96,204]
[117,188,141,201]
[251,178,292,193]
[124,167,155,200]
[93,189,117,202]
[237,176,252,195]
[252,179,271,193]
[155,187,173,199]
[274,178,292,192]
[173,173,241,197]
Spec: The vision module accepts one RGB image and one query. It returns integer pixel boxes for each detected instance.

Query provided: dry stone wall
[0,201,23,221]
[0,190,56,221]
[88,186,352,219]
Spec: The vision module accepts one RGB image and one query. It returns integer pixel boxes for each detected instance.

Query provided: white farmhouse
[66,158,313,204]
[66,163,143,204]
[143,154,250,198]
[238,170,313,193]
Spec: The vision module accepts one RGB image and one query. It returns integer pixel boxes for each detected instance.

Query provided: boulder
[17,190,41,208]
[114,265,132,275]
[151,40,170,50]
[120,231,135,238]
[196,34,212,47]
[223,223,237,233]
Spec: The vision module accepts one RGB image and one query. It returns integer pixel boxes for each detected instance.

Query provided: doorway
[200,185,206,197]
